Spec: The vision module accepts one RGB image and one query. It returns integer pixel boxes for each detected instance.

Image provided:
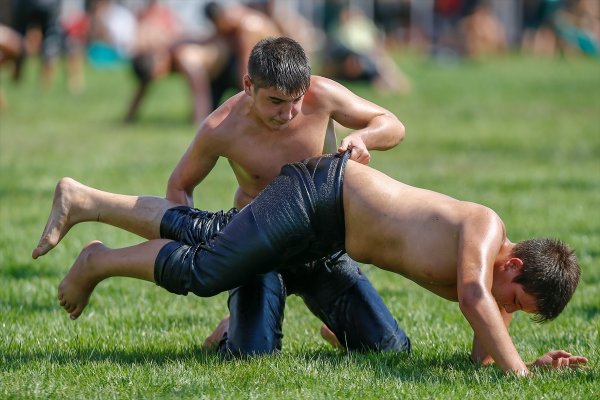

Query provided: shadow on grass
[294,349,492,383]
[1,345,502,383]
[4,343,595,384]
[2,344,218,368]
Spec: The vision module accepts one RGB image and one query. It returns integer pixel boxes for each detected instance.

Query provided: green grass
[1,54,599,399]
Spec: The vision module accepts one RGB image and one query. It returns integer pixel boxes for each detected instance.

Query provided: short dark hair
[247,37,311,97]
[512,238,580,322]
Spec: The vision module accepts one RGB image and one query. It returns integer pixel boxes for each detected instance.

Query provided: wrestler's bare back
[343,161,506,301]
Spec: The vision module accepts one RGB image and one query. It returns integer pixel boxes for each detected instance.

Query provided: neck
[494,239,515,268]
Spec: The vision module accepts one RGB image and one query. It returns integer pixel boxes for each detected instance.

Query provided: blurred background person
[460,0,508,59]
[0,23,23,110]
[9,0,63,88]
[320,4,411,94]
[520,0,599,56]
[552,0,599,56]
[60,2,88,93]
[124,1,230,125]
[124,0,186,123]
[246,0,325,59]
[520,0,565,55]
[374,0,412,50]
[203,1,281,108]
[86,0,136,67]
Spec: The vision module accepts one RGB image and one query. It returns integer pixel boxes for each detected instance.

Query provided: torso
[342,161,506,301]
[205,81,335,208]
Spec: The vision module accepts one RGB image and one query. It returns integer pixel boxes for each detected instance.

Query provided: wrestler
[33,151,586,375]
[203,1,281,105]
[159,36,407,356]
[124,37,230,124]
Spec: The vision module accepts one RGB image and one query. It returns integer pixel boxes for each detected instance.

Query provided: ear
[243,75,253,96]
[506,258,523,273]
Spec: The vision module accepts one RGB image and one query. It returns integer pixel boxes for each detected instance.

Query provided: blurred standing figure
[521,0,599,56]
[124,0,230,124]
[203,1,280,108]
[86,0,137,64]
[321,6,411,94]
[520,0,564,55]
[247,0,325,58]
[460,0,507,58]
[0,23,23,110]
[10,0,62,88]
[553,0,599,56]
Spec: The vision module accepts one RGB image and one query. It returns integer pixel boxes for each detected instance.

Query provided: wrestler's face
[245,77,305,130]
[491,258,538,314]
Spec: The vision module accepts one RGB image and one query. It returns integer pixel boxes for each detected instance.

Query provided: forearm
[470,309,513,367]
[348,114,405,150]
[166,149,217,208]
[461,298,528,374]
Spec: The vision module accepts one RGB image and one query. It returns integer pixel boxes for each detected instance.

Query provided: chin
[270,122,289,130]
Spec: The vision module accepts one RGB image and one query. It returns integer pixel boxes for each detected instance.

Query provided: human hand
[532,350,588,369]
[338,135,371,164]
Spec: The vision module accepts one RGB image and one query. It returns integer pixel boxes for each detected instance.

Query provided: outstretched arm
[471,309,513,366]
[457,208,530,376]
[311,77,405,164]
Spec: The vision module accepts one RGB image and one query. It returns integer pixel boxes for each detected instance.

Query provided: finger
[338,139,351,152]
[550,350,572,359]
[569,356,588,364]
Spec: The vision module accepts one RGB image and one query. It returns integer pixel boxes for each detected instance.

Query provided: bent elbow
[458,286,488,314]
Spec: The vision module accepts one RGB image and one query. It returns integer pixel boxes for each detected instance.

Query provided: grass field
[1,53,599,399]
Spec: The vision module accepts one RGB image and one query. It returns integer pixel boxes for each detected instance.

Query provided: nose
[279,103,295,121]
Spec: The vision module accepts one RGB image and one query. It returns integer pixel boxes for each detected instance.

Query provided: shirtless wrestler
[33,151,586,375]
[50,36,411,357]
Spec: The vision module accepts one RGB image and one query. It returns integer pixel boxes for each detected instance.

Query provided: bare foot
[58,240,106,320]
[32,177,88,259]
[320,324,343,350]
[202,316,230,349]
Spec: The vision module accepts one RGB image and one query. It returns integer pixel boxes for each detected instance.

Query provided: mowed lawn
[1,53,598,399]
